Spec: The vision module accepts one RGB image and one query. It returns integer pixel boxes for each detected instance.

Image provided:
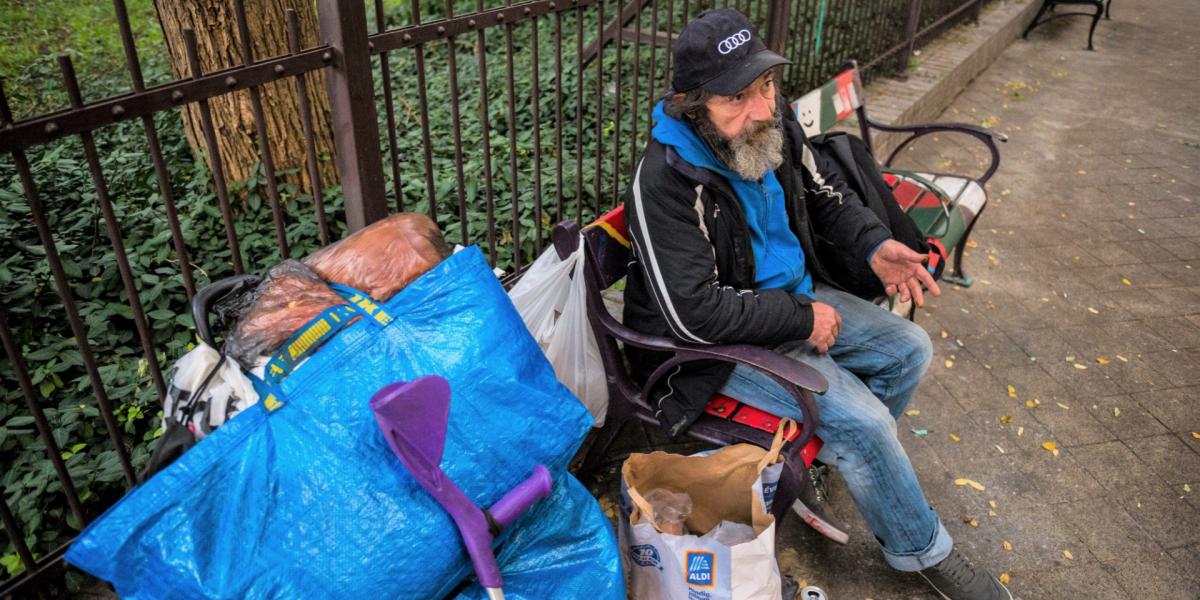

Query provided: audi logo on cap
[716,29,752,55]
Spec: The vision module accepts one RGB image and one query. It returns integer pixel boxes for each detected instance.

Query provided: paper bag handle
[755,418,798,473]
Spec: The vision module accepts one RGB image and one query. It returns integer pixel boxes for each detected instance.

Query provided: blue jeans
[718,284,951,571]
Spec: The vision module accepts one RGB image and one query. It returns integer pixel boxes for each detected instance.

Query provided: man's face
[703,70,777,140]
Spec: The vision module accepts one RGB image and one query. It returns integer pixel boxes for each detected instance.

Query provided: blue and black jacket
[622,95,892,437]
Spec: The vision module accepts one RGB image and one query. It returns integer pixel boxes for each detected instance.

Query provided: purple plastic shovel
[370,375,552,600]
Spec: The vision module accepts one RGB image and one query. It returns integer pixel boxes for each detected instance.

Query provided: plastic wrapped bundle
[224,261,345,366]
[304,212,452,301]
[224,213,451,366]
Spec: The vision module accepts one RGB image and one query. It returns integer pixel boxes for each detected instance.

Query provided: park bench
[560,62,1005,542]
[1022,0,1113,51]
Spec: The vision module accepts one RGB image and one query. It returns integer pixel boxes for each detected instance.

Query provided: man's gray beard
[695,114,785,181]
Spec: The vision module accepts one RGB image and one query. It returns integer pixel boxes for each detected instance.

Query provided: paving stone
[1124,434,1200,485]
[1085,394,1171,440]
[1017,446,1108,505]
[1133,386,1200,434]
[1018,563,1129,600]
[1072,440,1160,492]
[1104,555,1198,600]
[1166,544,1200,587]
[1029,400,1117,447]
[1119,485,1200,550]
[1141,316,1200,350]
[1140,349,1200,388]
[1050,497,1163,563]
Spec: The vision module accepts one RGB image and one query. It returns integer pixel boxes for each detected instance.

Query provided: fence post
[764,0,791,56]
[897,0,923,78]
[315,0,388,232]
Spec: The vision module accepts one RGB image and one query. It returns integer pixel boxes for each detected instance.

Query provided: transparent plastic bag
[508,243,608,425]
[643,488,693,536]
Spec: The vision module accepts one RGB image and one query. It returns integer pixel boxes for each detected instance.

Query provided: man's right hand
[807,302,841,353]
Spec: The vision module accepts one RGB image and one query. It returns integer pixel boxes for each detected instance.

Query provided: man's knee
[897,318,933,374]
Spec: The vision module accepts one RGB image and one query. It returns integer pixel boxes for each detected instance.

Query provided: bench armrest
[597,315,826,446]
[605,318,828,395]
[865,115,1008,185]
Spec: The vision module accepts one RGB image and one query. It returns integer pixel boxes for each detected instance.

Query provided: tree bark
[154,0,339,198]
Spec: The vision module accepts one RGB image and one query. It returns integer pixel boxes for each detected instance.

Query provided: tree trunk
[154,0,339,199]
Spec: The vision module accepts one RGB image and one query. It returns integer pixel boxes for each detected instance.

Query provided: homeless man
[620,9,1014,600]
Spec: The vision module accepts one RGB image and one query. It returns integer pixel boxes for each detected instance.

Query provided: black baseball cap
[671,9,791,96]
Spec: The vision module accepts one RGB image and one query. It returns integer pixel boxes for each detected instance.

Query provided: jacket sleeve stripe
[629,158,712,345]
[802,143,844,204]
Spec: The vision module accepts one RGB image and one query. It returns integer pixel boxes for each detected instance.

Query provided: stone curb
[862,0,1043,159]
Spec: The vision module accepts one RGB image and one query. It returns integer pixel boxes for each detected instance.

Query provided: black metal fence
[0,0,990,594]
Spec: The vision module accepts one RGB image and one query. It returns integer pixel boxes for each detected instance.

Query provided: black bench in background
[1023,0,1113,51]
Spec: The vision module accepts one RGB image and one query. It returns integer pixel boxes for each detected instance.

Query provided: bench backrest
[790,62,869,142]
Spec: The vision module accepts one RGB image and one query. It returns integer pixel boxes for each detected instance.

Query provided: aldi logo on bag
[685,550,716,588]
[630,544,662,569]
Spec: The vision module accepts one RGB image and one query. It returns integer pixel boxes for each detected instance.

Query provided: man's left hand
[869,240,942,307]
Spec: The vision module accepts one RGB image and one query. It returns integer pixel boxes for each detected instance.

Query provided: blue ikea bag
[65,247,623,599]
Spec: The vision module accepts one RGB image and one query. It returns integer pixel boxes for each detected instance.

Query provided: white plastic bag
[508,243,609,426]
[164,343,259,439]
[619,422,797,600]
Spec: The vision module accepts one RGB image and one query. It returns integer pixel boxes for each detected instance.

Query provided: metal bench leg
[1086,1,1102,50]
[1022,1,1054,40]
[942,204,986,288]
[1105,0,1112,19]
[575,412,631,483]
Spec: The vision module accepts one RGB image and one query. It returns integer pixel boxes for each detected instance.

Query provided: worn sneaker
[918,548,1015,600]
[791,462,851,544]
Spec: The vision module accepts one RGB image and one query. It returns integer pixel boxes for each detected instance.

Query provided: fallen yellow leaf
[949,433,961,442]
[967,239,979,248]
[1062,549,1074,560]
[1007,385,1017,398]
[1002,540,1013,552]
[1114,407,1121,417]
[999,415,1013,425]
[1077,169,1087,175]
[906,409,921,416]
[999,573,1011,585]
[945,359,955,369]
[1122,277,1132,286]
[1073,363,1088,370]
[1026,399,1040,408]
[989,500,997,509]
[940,330,949,339]
[1116,355,1129,362]
[1017,426,1024,436]
[1184,484,1191,493]
[1087,307,1100,314]
[1042,441,1057,452]
[955,478,986,492]
[1192,432,1200,439]
[1097,357,1110,365]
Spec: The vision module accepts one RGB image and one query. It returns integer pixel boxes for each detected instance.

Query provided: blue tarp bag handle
[248,283,393,412]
